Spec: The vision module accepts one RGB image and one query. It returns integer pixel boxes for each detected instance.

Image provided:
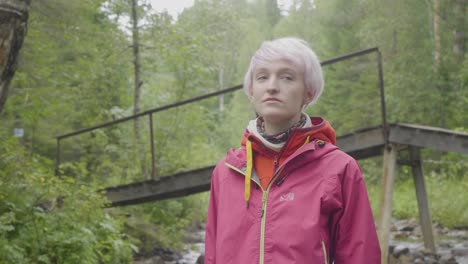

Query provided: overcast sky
[148,0,293,19]
[148,0,195,18]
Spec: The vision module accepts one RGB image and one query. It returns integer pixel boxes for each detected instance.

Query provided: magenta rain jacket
[204,137,381,263]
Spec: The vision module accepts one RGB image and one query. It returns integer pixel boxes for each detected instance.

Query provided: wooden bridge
[103,122,468,207]
[55,48,468,264]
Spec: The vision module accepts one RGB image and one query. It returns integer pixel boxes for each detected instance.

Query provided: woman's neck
[263,116,302,135]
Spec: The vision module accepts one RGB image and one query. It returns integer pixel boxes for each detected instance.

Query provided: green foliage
[119,192,208,253]
[1,0,467,257]
[0,138,135,263]
[3,0,132,159]
[366,173,468,228]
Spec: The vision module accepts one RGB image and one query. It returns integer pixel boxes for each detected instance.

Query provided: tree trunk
[131,0,142,121]
[131,0,147,177]
[218,66,224,112]
[0,0,31,114]
[432,0,441,70]
[453,0,466,63]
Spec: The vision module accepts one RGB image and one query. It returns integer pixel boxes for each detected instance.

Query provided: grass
[366,175,468,229]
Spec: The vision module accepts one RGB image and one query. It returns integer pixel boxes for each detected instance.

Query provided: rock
[424,256,438,264]
[402,225,415,232]
[133,256,167,264]
[421,249,438,257]
[393,245,410,257]
[412,251,424,260]
[448,230,468,240]
[452,246,468,256]
[440,241,454,248]
[439,254,458,264]
[196,254,204,264]
[389,245,396,254]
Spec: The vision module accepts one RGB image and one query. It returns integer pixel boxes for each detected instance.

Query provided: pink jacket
[205,135,381,263]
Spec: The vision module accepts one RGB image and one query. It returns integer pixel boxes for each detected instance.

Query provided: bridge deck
[104,123,468,207]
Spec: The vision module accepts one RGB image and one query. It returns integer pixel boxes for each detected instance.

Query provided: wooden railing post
[409,147,436,252]
[55,138,61,176]
[149,113,156,179]
[378,144,397,264]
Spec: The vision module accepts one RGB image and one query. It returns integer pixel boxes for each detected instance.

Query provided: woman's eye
[256,75,267,80]
[280,75,294,81]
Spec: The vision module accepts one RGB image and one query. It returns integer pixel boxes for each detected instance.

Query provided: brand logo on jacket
[279,192,294,202]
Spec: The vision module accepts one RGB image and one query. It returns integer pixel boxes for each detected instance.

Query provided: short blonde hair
[243,37,324,106]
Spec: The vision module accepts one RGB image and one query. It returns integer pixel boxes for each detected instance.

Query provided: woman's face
[251,59,312,129]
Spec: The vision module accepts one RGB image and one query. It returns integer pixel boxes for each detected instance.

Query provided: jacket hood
[226,117,337,167]
[225,117,337,207]
[241,116,336,149]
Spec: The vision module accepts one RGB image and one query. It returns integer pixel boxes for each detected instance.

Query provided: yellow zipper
[321,240,329,264]
[225,161,286,264]
[259,167,284,264]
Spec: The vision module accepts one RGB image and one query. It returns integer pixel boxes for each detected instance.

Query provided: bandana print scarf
[256,114,307,144]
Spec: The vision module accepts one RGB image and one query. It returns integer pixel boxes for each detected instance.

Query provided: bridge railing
[55,47,386,185]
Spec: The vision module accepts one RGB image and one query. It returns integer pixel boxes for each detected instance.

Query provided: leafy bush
[120,192,209,253]
[0,138,136,263]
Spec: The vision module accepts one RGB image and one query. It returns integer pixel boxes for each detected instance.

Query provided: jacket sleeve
[332,159,381,264]
[204,167,218,264]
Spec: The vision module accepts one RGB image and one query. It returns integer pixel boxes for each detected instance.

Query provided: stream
[177,230,205,264]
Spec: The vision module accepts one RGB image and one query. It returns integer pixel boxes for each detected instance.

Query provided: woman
[204,37,381,263]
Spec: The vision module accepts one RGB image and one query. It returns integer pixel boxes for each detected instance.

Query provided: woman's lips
[263,97,281,102]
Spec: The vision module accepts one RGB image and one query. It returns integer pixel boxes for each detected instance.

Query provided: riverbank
[134,219,468,264]
[388,219,468,263]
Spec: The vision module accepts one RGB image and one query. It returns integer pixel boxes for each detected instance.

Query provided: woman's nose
[266,77,279,93]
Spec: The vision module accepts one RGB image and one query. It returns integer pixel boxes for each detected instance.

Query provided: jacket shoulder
[211,147,245,180]
[318,144,362,176]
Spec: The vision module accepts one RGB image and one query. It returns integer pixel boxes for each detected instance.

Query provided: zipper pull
[260,191,267,218]
[274,158,279,170]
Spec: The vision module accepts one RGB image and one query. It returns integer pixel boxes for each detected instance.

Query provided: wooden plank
[409,147,436,252]
[336,126,385,159]
[378,144,397,264]
[102,123,468,208]
[104,166,214,207]
[342,145,384,160]
[389,124,468,154]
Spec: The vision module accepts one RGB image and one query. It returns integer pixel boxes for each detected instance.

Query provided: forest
[0,0,467,263]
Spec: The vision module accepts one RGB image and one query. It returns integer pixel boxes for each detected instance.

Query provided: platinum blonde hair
[243,37,324,106]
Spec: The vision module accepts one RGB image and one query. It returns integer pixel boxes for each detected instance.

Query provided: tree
[266,0,281,28]
[131,0,142,128]
[431,0,441,71]
[0,0,31,114]
[452,0,466,63]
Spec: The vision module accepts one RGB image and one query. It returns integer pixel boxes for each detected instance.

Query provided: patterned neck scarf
[256,114,307,144]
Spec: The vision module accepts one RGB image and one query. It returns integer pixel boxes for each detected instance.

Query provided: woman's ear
[303,90,315,106]
[247,88,254,102]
